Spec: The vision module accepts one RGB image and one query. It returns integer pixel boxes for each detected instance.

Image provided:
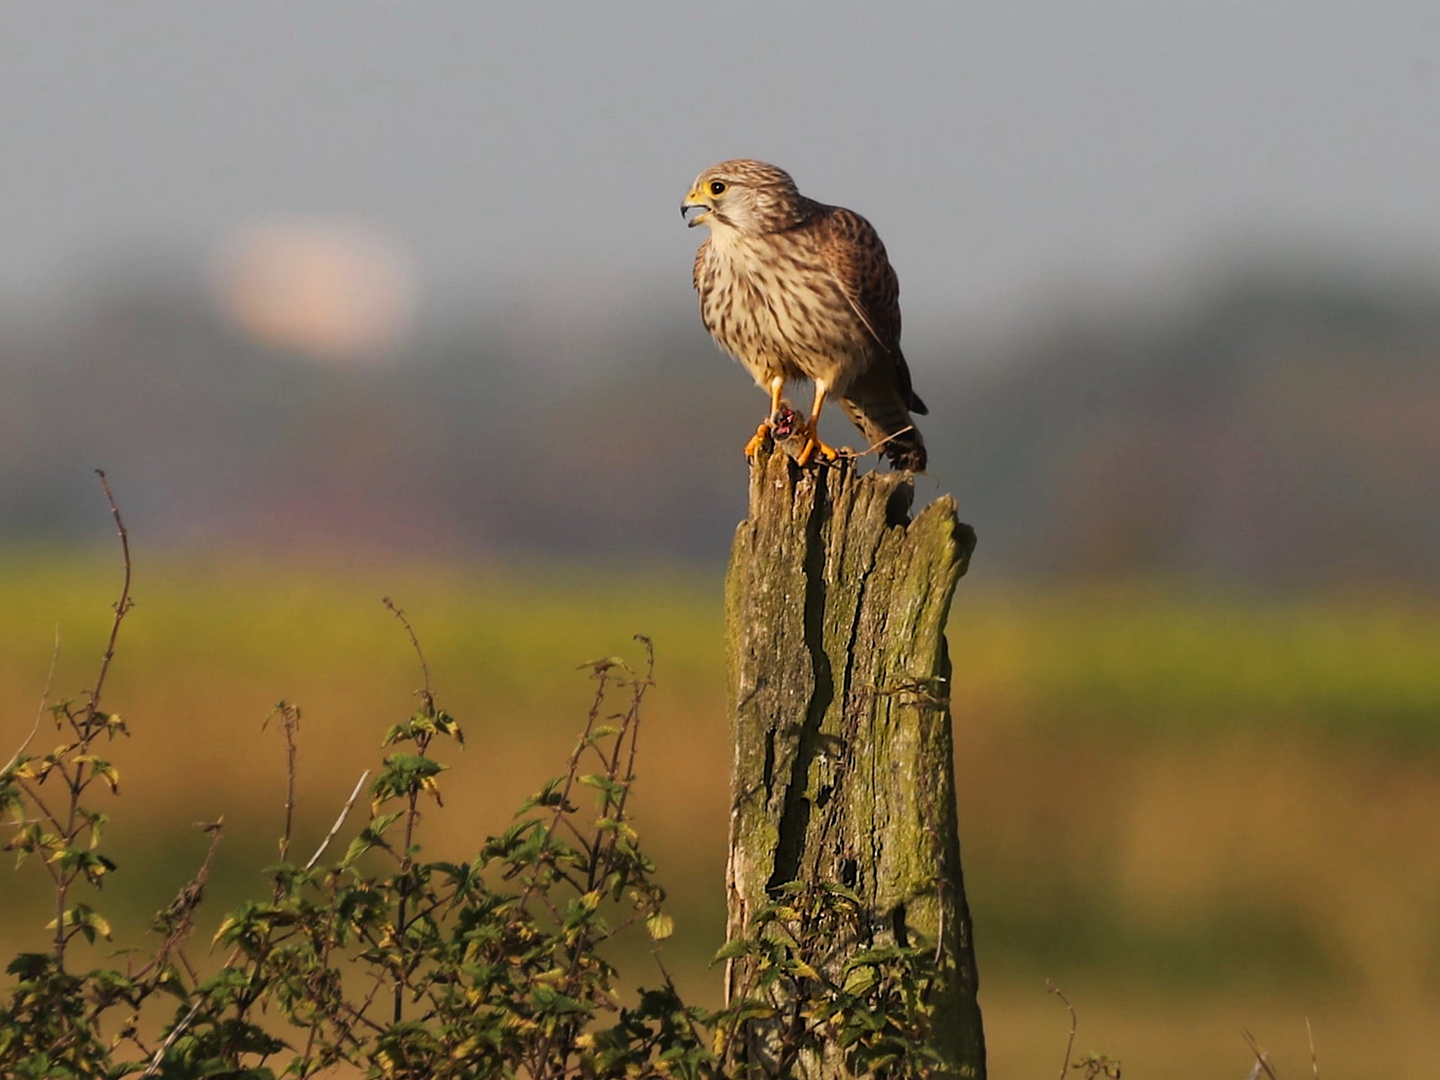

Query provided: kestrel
[682,159,928,471]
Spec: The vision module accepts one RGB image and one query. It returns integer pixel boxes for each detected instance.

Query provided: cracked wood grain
[724,443,986,1079]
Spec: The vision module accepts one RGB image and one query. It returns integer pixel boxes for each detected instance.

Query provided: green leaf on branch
[48,904,113,944]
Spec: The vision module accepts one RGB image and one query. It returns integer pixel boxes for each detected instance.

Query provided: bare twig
[139,998,205,1079]
[854,423,917,461]
[382,597,432,710]
[11,776,66,837]
[1241,1027,1279,1080]
[54,472,134,965]
[866,673,950,710]
[176,949,199,986]
[305,770,372,871]
[615,635,654,810]
[263,702,302,865]
[87,469,133,729]
[3,625,60,774]
[129,821,224,988]
[720,959,760,1071]
[1305,1016,1318,1080]
[1047,980,1077,1080]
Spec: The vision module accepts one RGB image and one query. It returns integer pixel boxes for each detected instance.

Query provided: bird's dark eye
[709,180,727,196]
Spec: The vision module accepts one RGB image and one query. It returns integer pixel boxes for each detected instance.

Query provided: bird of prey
[682,159,928,471]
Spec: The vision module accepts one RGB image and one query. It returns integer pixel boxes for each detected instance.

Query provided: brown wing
[813,207,926,414]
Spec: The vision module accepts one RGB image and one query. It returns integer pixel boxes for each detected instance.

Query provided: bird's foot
[794,433,840,468]
[743,421,772,459]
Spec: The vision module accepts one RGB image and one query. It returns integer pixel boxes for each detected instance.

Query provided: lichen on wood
[724,443,985,1078]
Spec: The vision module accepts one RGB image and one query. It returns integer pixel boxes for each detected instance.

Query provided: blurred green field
[2,551,1439,1077]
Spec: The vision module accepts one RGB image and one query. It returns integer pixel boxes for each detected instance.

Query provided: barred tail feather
[840,392,928,472]
[882,425,927,471]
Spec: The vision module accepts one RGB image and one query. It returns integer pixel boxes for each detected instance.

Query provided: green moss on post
[725,444,985,1078]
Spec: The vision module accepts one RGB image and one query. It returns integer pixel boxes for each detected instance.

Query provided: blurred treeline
[2,252,1436,589]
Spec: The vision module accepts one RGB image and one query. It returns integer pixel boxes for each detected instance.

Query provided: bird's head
[682,159,806,235]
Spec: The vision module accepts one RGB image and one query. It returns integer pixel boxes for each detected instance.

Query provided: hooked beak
[681,188,711,228]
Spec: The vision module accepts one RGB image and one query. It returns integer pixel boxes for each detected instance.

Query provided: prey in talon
[760,403,848,467]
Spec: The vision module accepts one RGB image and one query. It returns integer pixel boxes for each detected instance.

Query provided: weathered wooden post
[724,443,985,1078]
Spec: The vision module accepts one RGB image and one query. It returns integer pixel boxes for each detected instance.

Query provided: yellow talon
[743,422,771,458]
[794,434,840,468]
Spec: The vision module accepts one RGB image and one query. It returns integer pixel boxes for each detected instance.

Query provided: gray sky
[3,2,1439,346]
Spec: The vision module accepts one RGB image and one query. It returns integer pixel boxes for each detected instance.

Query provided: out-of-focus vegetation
[2,553,1438,1076]
[959,585,1440,741]
[3,613,945,1080]
[4,263,1439,588]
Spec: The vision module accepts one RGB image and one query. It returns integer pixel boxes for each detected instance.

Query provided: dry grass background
[2,551,1438,1077]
